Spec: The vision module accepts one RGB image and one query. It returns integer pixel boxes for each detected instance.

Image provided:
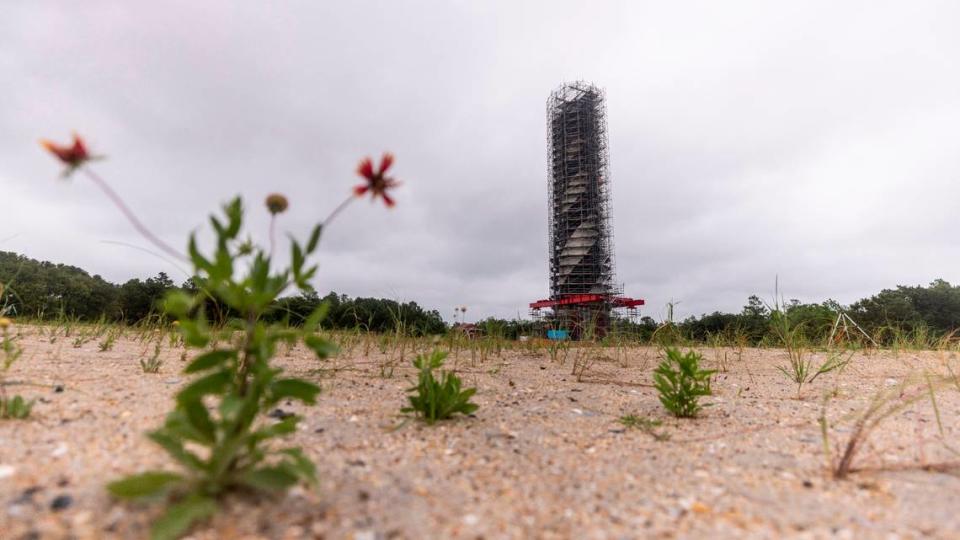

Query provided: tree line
[669,279,960,346]
[4,250,960,343]
[0,251,445,334]
[468,281,960,346]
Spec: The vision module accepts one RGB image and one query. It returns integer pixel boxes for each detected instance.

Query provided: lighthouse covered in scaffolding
[530,82,643,338]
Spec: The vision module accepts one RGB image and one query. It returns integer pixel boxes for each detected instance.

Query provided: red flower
[354,152,400,207]
[39,133,99,175]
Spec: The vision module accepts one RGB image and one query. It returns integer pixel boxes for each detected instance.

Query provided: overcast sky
[2,1,959,322]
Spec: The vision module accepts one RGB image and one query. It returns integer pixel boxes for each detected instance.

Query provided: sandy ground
[1,327,959,539]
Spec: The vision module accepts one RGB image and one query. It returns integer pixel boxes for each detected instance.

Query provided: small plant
[403,350,478,424]
[777,348,851,397]
[1,394,34,419]
[105,197,337,539]
[769,287,851,397]
[619,414,670,441]
[653,348,715,418]
[43,134,401,539]
[1,316,32,420]
[547,339,569,364]
[650,321,684,347]
[140,342,164,374]
[571,347,598,382]
[1,317,23,369]
[821,370,959,479]
[99,329,118,352]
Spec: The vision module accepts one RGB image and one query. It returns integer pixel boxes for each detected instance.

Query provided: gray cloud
[3,1,959,322]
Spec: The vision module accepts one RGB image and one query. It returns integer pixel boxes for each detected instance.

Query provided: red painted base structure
[529,294,645,339]
[529,294,645,310]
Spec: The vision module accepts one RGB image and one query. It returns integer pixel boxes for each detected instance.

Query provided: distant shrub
[653,348,714,418]
[403,350,478,424]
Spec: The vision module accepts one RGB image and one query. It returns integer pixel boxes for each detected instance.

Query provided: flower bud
[265,193,289,215]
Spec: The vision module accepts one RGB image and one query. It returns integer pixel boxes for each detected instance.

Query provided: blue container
[547,329,569,341]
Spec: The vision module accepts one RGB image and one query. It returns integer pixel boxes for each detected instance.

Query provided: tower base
[529,294,644,340]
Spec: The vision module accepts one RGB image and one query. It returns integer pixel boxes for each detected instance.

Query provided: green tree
[119,272,176,322]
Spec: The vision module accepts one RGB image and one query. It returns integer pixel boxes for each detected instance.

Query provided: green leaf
[294,266,317,289]
[184,350,235,373]
[270,379,321,404]
[211,247,233,282]
[209,215,226,237]
[279,448,318,485]
[239,465,299,491]
[218,394,243,423]
[223,197,243,238]
[304,334,337,359]
[179,319,210,348]
[163,292,193,318]
[252,415,298,441]
[303,302,330,332]
[148,430,206,471]
[150,494,217,540]
[188,235,212,273]
[290,241,305,275]
[306,224,323,253]
[182,400,216,443]
[250,253,270,292]
[163,410,210,444]
[107,471,183,499]
[176,370,231,404]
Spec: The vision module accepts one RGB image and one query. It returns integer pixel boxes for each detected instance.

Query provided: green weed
[107,196,341,540]
[1,317,31,420]
[402,350,478,424]
[0,394,34,419]
[653,348,714,418]
[619,414,670,441]
[770,290,851,397]
[140,342,164,374]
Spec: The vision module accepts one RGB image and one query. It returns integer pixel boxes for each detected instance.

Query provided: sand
[1,326,959,539]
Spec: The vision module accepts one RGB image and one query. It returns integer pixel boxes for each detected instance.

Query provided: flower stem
[81,168,188,262]
[269,215,277,259]
[322,195,355,228]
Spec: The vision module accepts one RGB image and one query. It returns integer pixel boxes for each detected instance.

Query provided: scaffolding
[547,82,614,299]
[529,81,643,338]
